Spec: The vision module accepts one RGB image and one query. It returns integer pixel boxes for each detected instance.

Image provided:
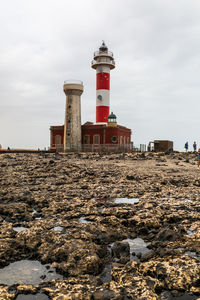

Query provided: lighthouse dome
[99,41,108,53]
[108,112,117,122]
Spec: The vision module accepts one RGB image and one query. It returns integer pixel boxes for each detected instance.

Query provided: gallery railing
[81,144,133,153]
[51,144,133,153]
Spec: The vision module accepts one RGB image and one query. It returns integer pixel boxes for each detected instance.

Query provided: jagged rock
[92,289,116,299]
[140,250,155,262]
[111,241,130,263]
[0,286,15,299]
[0,152,200,298]
[155,227,182,241]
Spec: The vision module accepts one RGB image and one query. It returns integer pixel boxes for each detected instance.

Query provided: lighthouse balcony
[94,51,113,60]
[91,59,115,70]
[64,79,83,85]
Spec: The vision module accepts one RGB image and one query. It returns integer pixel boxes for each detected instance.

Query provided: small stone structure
[153,140,173,152]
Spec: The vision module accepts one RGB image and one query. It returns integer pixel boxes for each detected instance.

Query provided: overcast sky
[1,0,200,151]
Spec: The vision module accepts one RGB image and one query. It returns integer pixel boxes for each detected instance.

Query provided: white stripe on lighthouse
[96,89,110,106]
[96,66,110,74]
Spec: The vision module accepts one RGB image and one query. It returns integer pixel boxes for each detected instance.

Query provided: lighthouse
[50,42,132,153]
[91,41,115,123]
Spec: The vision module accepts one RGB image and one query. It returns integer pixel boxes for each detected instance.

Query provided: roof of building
[50,125,64,130]
[108,112,117,119]
[50,123,131,132]
[82,122,131,132]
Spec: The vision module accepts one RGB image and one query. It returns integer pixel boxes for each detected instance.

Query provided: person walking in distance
[185,141,188,152]
[198,148,200,167]
[193,141,197,152]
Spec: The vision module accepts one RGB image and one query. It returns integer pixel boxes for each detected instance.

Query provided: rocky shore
[0,151,200,299]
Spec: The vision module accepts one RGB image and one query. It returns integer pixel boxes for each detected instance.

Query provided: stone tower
[63,80,83,152]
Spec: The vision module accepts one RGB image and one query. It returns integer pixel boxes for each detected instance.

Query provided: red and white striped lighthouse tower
[91,41,115,123]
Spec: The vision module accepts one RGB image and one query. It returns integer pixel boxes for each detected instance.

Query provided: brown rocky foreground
[0,151,200,300]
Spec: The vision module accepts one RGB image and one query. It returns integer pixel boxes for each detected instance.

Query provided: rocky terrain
[0,151,200,299]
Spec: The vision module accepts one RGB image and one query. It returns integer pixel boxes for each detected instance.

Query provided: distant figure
[7,147,10,151]
[0,144,2,150]
[198,148,200,167]
[185,142,188,152]
[193,141,197,152]
[147,143,151,152]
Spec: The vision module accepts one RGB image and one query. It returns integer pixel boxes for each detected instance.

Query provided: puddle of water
[0,260,63,285]
[122,238,150,260]
[176,248,200,261]
[16,294,49,300]
[185,251,200,261]
[79,217,91,224]
[114,198,140,204]
[13,227,27,232]
[35,217,41,220]
[51,226,63,232]
[93,198,140,205]
[187,230,194,236]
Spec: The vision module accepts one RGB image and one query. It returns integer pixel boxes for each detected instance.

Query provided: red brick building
[50,113,132,152]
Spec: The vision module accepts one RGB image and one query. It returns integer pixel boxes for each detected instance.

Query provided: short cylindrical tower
[91,41,115,123]
[63,80,83,152]
[107,112,117,127]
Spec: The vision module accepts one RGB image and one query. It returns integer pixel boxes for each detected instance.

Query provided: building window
[93,135,100,144]
[127,137,129,144]
[55,135,61,145]
[124,136,126,144]
[112,136,117,143]
[84,135,90,144]
[120,136,123,144]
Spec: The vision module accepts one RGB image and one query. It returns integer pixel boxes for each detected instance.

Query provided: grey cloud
[1,0,200,150]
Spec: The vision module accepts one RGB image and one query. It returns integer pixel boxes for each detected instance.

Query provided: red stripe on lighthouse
[96,73,110,90]
[96,106,110,123]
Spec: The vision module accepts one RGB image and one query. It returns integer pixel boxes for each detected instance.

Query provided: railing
[50,144,147,153]
[94,51,113,57]
[133,144,146,152]
[91,59,115,67]
[82,144,132,153]
[64,80,83,85]
[51,144,132,153]
[51,144,64,152]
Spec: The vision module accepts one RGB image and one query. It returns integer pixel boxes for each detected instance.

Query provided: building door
[93,135,100,144]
